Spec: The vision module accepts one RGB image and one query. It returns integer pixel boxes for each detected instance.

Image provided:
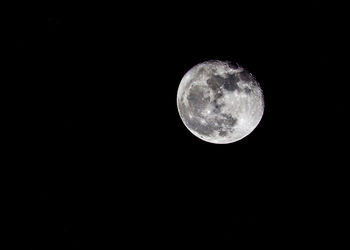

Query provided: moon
[177,60,264,144]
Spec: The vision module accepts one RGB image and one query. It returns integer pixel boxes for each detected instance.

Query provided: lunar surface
[177,60,264,144]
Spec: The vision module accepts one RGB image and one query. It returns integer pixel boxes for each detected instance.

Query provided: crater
[218,130,228,137]
[227,62,239,69]
[243,87,252,94]
[223,74,240,92]
[239,71,254,82]
[206,75,225,91]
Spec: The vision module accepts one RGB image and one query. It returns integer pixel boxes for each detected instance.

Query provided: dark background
[14,1,347,249]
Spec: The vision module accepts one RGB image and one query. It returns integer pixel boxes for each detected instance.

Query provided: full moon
[177,60,264,144]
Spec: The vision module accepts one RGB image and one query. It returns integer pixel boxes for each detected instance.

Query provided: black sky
[14,1,347,249]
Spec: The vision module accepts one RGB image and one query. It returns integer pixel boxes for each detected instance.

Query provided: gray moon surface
[177,60,264,144]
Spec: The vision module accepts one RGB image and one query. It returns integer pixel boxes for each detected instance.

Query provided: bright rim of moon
[177,60,264,144]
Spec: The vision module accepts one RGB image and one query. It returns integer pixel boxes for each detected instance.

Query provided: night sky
[14,1,346,249]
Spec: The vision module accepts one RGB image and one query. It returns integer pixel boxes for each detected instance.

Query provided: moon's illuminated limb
[177,60,264,144]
